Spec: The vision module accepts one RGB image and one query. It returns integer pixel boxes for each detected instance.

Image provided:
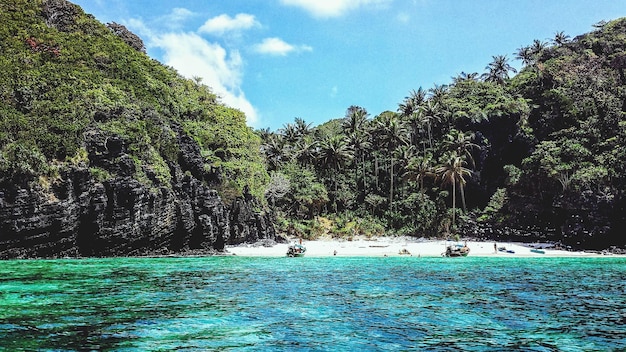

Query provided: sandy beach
[226,237,612,258]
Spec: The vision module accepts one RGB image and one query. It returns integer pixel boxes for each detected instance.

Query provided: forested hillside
[261,19,626,250]
[0,0,273,258]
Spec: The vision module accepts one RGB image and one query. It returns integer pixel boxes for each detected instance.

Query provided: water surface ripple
[1,257,625,351]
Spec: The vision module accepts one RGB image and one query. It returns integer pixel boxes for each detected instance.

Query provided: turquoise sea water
[1,256,625,351]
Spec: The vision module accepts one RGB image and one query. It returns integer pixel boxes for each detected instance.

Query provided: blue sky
[72,0,626,130]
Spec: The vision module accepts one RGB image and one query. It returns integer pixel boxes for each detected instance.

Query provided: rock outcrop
[0,128,275,259]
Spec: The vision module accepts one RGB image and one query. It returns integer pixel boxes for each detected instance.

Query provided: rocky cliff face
[0,127,275,259]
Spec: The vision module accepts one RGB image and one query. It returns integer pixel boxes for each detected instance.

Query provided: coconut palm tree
[398,88,427,118]
[343,106,369,133]
[404,154,434,193]
[452,72,479,84]
[293,135,318,167]
[436,154,472,230]
[444,129,479,167]
[376,112,409,208]
[482,55,517,85]
[515,46,535,66]
[262,135,285,171]
[317,134,354,211]
[552,31,570,46]
[280,122,299,145]
[417,101,440,150]
[343,106,371,193]
[530,39,547,57]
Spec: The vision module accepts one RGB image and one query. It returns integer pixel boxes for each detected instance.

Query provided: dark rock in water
[0,130,275,259]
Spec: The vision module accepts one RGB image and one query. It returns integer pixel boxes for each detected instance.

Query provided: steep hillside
[0,0,274,258]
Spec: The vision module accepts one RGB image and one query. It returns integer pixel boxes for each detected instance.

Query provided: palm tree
[530,39,547,57]
[280,122,299,145]
[417,101,440,150]
[404,154,434,193]
[395,144,416,198]
[552,31,570,46]
[343,106,371,193]
[256,127,272,142]
[398,88,427,118]
[515,46,534,66]
[377,112,409,208]
[452,72,479,84]
[342,106,369,133]
[444,129,479,167]
[262,135,285,171]
[318,134,354,211]
[436,154,472,230]
[482,55,517,85]
[398,89,427,149]
[346,130,371,193]
[293,135,318,167]
[294,117,312,138]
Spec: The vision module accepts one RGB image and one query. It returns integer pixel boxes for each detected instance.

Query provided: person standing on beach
[494,243,497,253]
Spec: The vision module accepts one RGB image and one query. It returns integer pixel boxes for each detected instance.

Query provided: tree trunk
[389,155,394,210]
[452,179,456,232]
[460,183,467,212]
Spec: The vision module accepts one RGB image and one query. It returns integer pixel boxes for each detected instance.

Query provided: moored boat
[287,244,306,257]
[444,243,470,257]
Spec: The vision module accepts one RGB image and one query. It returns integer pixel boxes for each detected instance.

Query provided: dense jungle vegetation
[1,0,625,249]
[261,19,626,249]
[0,0,267,201]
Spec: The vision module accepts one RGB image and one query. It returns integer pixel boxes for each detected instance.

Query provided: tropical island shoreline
[226,237,626,258]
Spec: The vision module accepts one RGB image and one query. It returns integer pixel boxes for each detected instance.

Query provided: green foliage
[479,188,507,223]
[183,106,268,199]
[89,166,111,182]
[274,162,328,219]
[0,142,48,183]
[0,0,266,204]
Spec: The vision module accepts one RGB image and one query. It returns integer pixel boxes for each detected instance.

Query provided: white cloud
[168,8,194,23]
[151,32,259,125]
[199,13,259,35]
[254,37,312,56]
[279,0,391,18]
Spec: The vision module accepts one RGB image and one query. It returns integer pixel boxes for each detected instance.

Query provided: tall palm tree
[428,84,448,106]
[398,88,427,118]
[530,39,547,57]
[343,106,371,194]
[280,122,299,145]
[404,154,434,193]
[293,135,318,167]
[515,46,534,66]
[343,106,369,133]
[417,101,440,150]
[262,135,285,171]
[398,89,427,149]
[346,130,371,194]
[552,31,570,46]
[482,55,517,85]
[293,117,312,139]
[395,144,416,198]
[436,154,472,230]
[452,72,479,84]
[256,127,272,142]
[444,129,479,167]
[318,134,354,211]
[377,113,409,208]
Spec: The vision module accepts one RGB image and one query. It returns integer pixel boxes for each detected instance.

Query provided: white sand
[226,237,612,258]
